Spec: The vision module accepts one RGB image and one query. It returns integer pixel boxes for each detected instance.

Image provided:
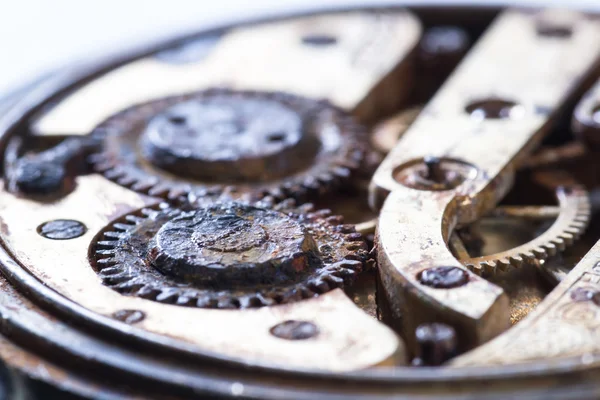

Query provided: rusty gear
[89,89,367,202]
[91,198,368,309]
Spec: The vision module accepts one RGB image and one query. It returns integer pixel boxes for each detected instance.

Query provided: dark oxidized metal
[92,199,368,308]
[3,4,600,400]
[90,89,368,202]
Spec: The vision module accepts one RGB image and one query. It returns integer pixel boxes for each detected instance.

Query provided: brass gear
[456,181,590,276]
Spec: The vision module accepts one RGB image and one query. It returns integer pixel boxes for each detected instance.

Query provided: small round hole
[301,34,337,47]
[168,115,187,125]
[536,22,573,38]
[465,98,522,120]
[267,132,287,142]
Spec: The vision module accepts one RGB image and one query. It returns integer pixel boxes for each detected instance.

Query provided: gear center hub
[146,203,319,287]
[139,95,320,182]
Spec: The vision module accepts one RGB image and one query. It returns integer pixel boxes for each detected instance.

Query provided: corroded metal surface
[4,4,600,400]
[93,200,368,308]
[90,89,367,202]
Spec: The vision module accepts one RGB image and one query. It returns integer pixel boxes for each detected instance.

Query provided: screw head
[270,320,319,340]
[37,219,86,240]
[393,157,478,192]
[112,309,146,324]
[13,160,65,195]
[465,98,523,120]
[415,322,457,366]
[301,34,337,46]
[418,266,469,289]
[570,287,600,306]
[423,156,446,183]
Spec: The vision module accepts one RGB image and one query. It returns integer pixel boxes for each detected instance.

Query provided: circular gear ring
[460,184,590,276]
[91,198,368,309]
[89,88,368,202]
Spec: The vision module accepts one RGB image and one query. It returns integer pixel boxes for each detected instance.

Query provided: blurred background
[1,0,599,96]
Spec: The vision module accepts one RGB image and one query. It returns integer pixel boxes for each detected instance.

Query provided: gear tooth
[131,177,159,192]
[254,293,274,306]
[551,237,566,251]
[125,215,144,224]
[148,184,170,197]
[532,247,547,258]
[96,241,118,249]
[167,186,188,201]
[522,251,536,261]
[483,261,496,275]
[345,232,364,242]
[298,203,315,214]
[255,196,275,209]
[103,273,131,285]
[559,233,575,246]
[302,176,321,191]
[98,266,120,276]
[113,280,144,292]
[96,258,117,268]
[268,187,285,200]
[345,242,367,251]
[338,224,356,233]
[344,252,364,261]
[277,198,297,210]
[137,286,160,299]
[544,242,557,257]
[217,298,241,309]
[497,260,512,273]
[466,263,483,276]
[113,223,134,232]
[509,255,524,267]
[308,279,330,294]
[140,208,158,217]
[299,286,316,299]
[95,249,116,258]
[237,296,252,308]
[94,161,116,172]
[335,259,363,271]
[331,267,357,282]
[175,296,194,306]
[103,231,123,239]
[196,296,218,308]
[103,167,126,180]
[326,215,344,225]
[116,175,137,186]
[156,289,179,303]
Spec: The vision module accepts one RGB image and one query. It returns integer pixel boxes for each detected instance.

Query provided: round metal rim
[1,3,600,398]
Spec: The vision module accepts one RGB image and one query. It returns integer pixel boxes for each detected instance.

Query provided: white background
[0,0,598,94]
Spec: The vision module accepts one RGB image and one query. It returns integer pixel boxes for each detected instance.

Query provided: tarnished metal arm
[371,9,600,352]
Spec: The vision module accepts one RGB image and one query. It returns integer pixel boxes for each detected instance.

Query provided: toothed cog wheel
[92,200,368,308]
[90,89,367,202]
[461,183,590,275]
